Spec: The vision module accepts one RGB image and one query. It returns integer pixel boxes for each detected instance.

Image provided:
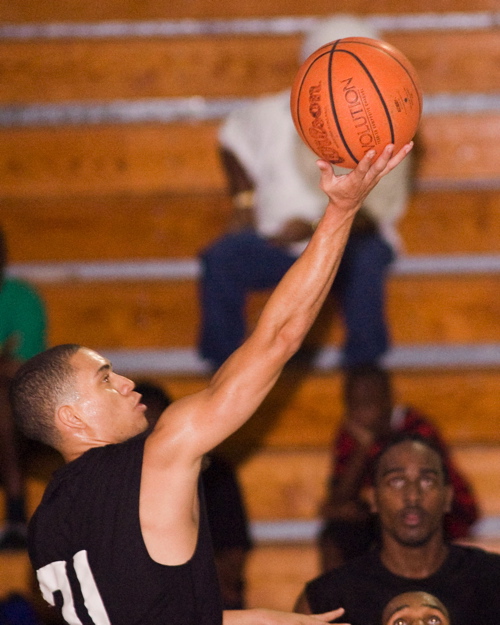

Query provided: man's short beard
[389,525,440,548]
[395,534,433,548]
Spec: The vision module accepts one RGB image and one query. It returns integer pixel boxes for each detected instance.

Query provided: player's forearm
[223,607,347,625]
[224,609,304,625]
[254,198,357,358]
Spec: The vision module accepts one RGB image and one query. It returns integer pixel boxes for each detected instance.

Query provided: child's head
[382,591,450,625]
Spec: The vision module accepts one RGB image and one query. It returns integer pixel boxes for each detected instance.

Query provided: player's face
[383,592,450,625]
[370,441,452,547]
[69,348,148,444]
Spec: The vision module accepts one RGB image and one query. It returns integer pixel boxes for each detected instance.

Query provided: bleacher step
[17,274,498,349]
[0,29,498,103]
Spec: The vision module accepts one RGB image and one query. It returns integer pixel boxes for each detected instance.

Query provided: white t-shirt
[219,90,412,253]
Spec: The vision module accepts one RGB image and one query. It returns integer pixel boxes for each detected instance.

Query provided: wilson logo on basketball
[306,83,345,164]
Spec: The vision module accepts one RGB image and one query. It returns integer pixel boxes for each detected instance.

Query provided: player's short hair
[370,432,450,485]
[10,343,81,447]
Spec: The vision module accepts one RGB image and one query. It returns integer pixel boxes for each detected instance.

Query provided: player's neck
[379,533,449,579]
[61,437,108,464]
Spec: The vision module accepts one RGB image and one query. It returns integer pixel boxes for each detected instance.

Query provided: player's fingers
[349,146,384,179]
[316,160,338,189]
[366,144,395,176]
[310,607,349,622]
[376,141,414,177]
[316,160,334,175]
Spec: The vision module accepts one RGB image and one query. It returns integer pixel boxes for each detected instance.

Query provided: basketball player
[11,143,412,624]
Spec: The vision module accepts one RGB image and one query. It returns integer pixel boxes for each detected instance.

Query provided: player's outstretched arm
[223,607,350,625]
[150,143,413,463]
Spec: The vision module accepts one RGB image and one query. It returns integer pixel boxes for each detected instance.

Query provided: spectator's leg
[198,230,296,369]
[334,232,394,367]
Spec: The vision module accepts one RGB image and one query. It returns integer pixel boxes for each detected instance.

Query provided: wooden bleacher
[0,30,498,103]
[0,0,496,22]
[0,1,499,611]
[1,114,500,196]
[0,273,489,349]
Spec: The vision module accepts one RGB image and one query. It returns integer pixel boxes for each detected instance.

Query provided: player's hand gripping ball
[290,37,423,168]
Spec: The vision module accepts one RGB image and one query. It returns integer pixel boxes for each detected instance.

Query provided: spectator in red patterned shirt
[318,364,479,573]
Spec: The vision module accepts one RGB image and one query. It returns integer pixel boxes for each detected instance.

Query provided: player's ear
[56,404,86,431]
[366,486,378,514]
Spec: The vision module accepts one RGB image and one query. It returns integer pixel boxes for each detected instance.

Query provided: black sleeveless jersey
[28,433,222,625]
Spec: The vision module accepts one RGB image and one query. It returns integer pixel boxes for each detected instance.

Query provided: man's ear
[56,404,86,432]
[365,486,378,514]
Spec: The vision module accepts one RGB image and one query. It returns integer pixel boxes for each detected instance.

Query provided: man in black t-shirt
[10,146,412,624]
[295,434,500,625]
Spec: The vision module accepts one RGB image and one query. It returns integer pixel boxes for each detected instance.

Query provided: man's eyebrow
[380,467,440,477]
[423,603,446,614]
[387,601,447,621]
[386,604,409,619]
[380,467,404,477]
[95,363,112,377]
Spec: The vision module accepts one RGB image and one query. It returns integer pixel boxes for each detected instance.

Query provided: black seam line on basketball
[338,40,423,119]
[294,47,337,153]
[328,41,359,165]
[336,48,396,146]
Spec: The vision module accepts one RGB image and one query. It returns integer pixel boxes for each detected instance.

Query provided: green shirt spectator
[0,278,47,361]
[0,226,48,551]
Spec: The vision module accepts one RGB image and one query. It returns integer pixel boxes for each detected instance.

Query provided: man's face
[68,348,148,444]
[369,441,453,547]
[382,591,450,625]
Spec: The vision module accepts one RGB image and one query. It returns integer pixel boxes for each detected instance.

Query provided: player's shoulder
[46,434,146,495]
[32,434,147,530]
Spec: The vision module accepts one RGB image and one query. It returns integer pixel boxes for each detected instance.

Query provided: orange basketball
[290,37,423,169]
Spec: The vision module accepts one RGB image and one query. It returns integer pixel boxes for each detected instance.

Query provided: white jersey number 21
[37,550,111,625]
